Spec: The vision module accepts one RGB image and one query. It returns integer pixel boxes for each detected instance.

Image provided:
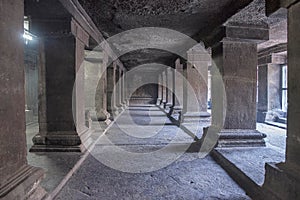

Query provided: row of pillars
[1,0,300,199]
[0,0,128,198]
[84,50,128,127]
[157,37,266,147]
[157,47,211,121]
[29,18,127,152]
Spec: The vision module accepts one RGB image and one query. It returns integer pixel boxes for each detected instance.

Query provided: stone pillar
[165,68,174,110]
[84,49,110,127]
[257,53,286,122]
[84,50,102,123]
[121,70,127,106]
[208,25,268,147]
[118,68,124,110]
[161,70,168,108]
[115,65,123,111]
[30,19,92,152]
[123,71,129,106]
[263,1,300,199]
[107,62,118,118]
[0,1,45,199]
[182,48,211,122]
[257,64,268,122]
[156,74,163,105]
[173,59,184,111]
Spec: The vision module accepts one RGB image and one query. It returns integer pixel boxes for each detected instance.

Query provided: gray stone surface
[26,123,82,193]
[216,148,285,186]
[55,106,249,199]
[213,122,286,184]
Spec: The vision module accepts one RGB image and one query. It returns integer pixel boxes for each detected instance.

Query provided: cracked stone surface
[55,105,250,199]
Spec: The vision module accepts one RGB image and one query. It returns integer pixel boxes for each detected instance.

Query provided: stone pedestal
[210,26,268,147]
[0,1,45,199]
[182,47,211,122]
[263,1,300,199]
[30,19,92,152]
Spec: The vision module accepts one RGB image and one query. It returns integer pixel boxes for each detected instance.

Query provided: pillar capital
[206,25,269,48]
[258,43,287,66]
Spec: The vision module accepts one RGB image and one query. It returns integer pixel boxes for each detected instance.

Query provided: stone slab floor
[54,105,250,200]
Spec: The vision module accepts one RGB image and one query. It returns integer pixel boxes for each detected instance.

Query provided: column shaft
[156,74,163,105]
[182,49,210,122]
[257,64,268,122]
[263,1,300,199]
[211,40,265,147]
[0,1,45,198]
[30,19,92,152]
[174,59,184,110]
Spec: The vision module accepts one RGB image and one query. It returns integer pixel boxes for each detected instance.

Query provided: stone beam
[205,25,269,48]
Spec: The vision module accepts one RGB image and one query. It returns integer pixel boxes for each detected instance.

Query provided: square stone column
[263,1,300,199]
[161,70,168,108]
[257,64,268,122]
[257,52,287,122]
[182,48,211,122]
[30,19,92,152]
[0,1,45,198]
[165,68,174,110]
[123,71,130,106]
[208,25,269,147]
[84,49,110,128]
[115,65,123,112]
[107,62,118,119]
[170,58,185,120]
[156,74,163,105]
[118,68,125,110]
[121,70,127,106]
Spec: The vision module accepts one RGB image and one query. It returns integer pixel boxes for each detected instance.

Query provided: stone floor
[25,105,287,199]
[54,105,250,200]
[213,123,286,187]
[26,123,82,193]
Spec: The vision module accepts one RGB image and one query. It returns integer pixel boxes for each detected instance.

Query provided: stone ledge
[263,162,300,200]
[0,165,46,200]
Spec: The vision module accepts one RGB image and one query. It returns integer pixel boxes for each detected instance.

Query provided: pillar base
[161,101,167,109]
[156,98,162,106]
[182,112,211,123]
[30,129,93,152]
[25,109,34,124]
[257,110,267,123]
[0,165,46,200]
[215,129,266,148]
[263,162,300,200]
